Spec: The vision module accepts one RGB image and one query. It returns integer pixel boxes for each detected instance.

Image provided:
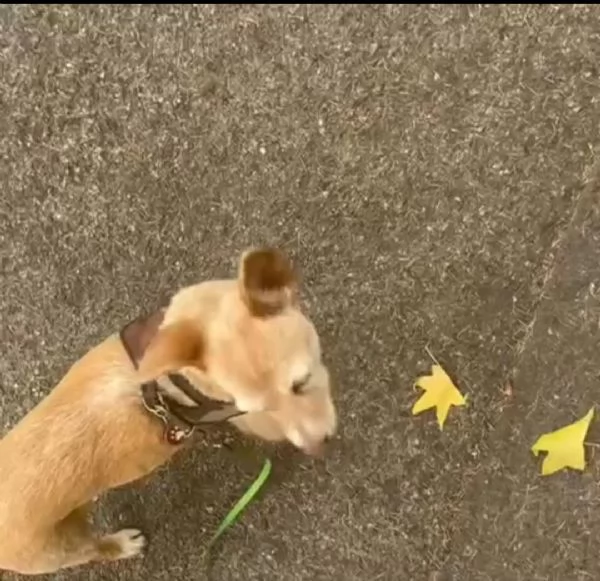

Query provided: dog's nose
[302,437,330,458]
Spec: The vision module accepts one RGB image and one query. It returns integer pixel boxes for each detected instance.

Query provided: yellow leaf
[531,407,594,476]
[412,364,466,430]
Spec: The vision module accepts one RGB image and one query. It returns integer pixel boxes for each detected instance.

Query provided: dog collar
[120,309,245,446]
[140,376,244,445]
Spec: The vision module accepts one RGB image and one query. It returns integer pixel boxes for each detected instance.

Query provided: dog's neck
[119,308,243,445]
[154,371,208,407]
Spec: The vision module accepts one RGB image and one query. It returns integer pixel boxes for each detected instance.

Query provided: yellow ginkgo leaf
[531,407,594,476]
[412,364,466,430]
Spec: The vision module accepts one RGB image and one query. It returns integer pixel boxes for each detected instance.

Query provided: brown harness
[120,309,244,446]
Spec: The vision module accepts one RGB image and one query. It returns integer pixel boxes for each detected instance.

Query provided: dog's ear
[121,309,166,366]
[138,320,205,382]
[239,248,297,316]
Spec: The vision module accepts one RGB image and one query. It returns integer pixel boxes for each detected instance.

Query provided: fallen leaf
[412,364,466,429]
[531,407,594,476]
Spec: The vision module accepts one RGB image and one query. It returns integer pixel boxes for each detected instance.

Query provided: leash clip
[141,382,195,445]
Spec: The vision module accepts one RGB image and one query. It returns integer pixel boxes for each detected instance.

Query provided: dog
[0,248,337,575]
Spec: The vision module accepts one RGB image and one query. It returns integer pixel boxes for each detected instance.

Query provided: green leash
[207,458,272,550]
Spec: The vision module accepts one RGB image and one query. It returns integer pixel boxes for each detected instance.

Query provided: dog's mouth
[285,426,334,458]
[300,440,326,458]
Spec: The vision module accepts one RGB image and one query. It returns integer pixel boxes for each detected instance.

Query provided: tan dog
[0,248,337,575]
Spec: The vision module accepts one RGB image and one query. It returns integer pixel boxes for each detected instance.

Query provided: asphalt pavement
[1,5,599,581]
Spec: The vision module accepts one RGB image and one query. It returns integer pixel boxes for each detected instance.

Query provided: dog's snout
[302,436,333,458]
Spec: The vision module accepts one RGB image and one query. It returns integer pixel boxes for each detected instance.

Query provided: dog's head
[137,248,337,456]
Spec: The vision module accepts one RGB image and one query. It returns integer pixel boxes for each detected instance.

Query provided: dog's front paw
[101,528,147,560]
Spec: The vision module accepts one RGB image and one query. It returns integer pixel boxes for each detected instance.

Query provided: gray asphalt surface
[1,5,600,581]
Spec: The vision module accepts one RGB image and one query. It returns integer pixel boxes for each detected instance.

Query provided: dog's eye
[291,375,310,395]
